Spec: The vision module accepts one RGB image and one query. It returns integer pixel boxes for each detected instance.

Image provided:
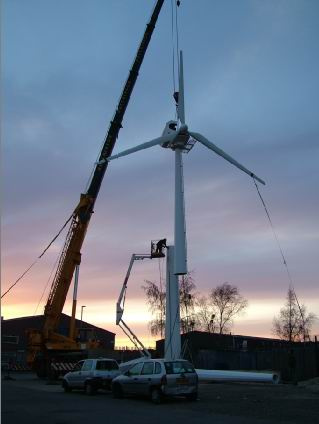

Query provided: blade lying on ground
[190,131,265,185]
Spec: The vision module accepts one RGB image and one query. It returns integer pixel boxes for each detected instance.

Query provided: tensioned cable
[1,213,73,299]
[253,178,291,277]
[175,0,180,75]
[158,256,163,295]
[1,261,38,300]
[33,241,65,316]
[159,256,166,337]
[170,0,176,93]
[252,177,308,338]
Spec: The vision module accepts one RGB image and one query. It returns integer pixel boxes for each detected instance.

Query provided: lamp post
[80,305,86,328]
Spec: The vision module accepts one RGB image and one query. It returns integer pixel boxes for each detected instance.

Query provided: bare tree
[141,280,166,337]
[142,272,197,337]
[143,278,248,337]
[210,282,248,334]
[179,273,197,333]
[195,295,216,333]
[272,287,316,342]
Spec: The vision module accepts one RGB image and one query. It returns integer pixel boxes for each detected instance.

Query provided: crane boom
[28,0,165,368]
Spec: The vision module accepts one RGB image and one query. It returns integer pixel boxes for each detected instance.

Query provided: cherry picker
[116,240,166,358]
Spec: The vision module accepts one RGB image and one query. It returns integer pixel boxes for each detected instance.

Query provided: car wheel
[62,381,72,393]
[112,383,123,399]
[150,388,162,405]
[85,382,96,396]
[186,392,197,401]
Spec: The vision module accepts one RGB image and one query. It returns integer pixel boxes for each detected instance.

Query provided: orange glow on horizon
[2,297,318,348]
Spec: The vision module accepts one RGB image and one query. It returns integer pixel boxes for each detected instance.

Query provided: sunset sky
[2,0,319,347]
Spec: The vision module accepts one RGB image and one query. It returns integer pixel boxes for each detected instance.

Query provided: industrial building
[1,314,115,368]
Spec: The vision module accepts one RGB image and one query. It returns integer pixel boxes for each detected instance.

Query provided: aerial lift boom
[27,0,165,374]
[116,254,153,358]
[116,240,167,358]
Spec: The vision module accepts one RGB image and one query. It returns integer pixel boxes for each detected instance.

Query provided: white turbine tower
[104,51,265,359]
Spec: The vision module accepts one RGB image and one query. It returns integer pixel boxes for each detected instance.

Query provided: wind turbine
[103,51,265,359]
[103,51,265,274]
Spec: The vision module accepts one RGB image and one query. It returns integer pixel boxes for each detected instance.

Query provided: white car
[112,359,198,404]
[62,358,120,395]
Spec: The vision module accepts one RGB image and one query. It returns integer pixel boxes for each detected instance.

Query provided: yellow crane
[27,0,165,378]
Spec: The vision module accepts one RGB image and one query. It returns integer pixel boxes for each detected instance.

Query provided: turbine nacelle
[161,121,191,151]
[161,120,178,137]
[161,120,178,148]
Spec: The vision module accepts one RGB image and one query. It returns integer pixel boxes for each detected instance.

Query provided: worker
[156,238,167,254]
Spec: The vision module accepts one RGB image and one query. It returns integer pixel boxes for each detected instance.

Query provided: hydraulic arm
[116,254,153,358]
[27,0,165,367]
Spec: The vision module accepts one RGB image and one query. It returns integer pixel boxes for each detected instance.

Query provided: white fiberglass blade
[107,133,176,161]
[190,132,265,185]
[178,51,185,125]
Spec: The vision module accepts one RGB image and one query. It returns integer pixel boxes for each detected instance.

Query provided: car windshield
[164,361,195,374]
[96,361,119,370]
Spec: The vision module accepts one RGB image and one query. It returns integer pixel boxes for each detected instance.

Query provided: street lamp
[80,305,86,328]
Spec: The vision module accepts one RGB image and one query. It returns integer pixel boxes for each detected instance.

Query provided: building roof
[2,313,115,336]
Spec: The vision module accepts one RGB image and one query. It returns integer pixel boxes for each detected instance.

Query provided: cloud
[2,0,318,341]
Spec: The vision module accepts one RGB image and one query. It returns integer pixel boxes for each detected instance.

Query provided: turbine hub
[179,124,188,134]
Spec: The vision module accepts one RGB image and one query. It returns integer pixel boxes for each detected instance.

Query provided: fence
[193,344,319,382]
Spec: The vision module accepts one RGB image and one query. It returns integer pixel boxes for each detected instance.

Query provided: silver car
[112,359,198,404]
[62,358,120,395]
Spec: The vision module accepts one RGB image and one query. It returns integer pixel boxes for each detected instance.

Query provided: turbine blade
[178,51,185,125]
[107,134,175,161]
[190,132,266,185]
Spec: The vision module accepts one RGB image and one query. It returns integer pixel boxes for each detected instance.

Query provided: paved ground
[2,373,319,424]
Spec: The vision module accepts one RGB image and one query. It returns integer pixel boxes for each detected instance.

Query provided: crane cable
[175,0,181,75]
[252,177,309,338]
[158,256,165,337]
[1,213,73,299]
[170,0,181,120]
[33,241,65,315]
[170,0,177,94]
